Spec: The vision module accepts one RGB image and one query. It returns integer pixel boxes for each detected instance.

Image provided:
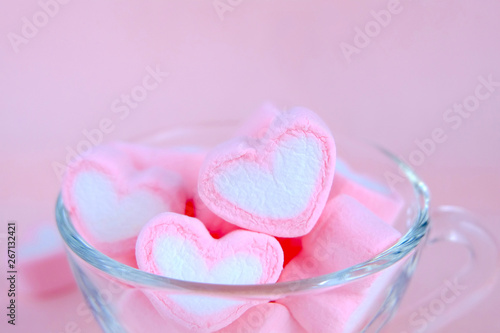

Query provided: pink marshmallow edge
[136,213,284,283]
[119,142,240,238]
[193,195,240,238]
[127,144,240,238]
[216,303,306,333]
[198,107,336,237]
[135,213,284,331]
[17,223,76,297]
[120,291,307,333]
[329,173,404,224]
[277,194,402,332]
[62,145,186,257]
[119,289,190,333]
[19,251,76,297]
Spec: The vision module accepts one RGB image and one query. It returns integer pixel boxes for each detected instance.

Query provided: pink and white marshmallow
[62,143,186,257]
[217,303,306,333]
[135,212,284,332]
[331,159,404,224]
[198,107,336,237]
[278,194,401,332]
[192,195,240,238]
[118,143,208,198]
[119,289,190,333]
[120,143,239,237]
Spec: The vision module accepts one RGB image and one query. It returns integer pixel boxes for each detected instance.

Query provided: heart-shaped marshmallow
[135,212,284,332]
[198,107,336,237]
[278,194,401,332]
[235,103,281,139]
[62,143,187,257]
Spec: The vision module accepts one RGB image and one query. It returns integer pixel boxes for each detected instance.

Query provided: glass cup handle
[386,205,499,333]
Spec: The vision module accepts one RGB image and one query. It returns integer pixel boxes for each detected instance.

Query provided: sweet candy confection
[331,159,403,224]
[135,212,284,332]
[278,194,401,332]
[119,289,190,333]
[192,195,240,238]
[198,107,336,237]
[62,143,187,256]
[276,237,303,267]
[62,105,406,332]
[217,303,306,333]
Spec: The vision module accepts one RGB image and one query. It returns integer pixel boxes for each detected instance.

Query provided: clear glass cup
[55,124,498,333]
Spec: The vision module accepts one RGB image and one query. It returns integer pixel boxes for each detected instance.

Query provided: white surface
[74,171,169,242]
[214,135,323,218]
[154,235,263,315]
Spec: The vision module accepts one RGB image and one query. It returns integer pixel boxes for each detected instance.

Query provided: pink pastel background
[1,0,499,332]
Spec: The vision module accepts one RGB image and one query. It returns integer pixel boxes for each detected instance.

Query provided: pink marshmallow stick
[62,143,187,258]
[18,223,76,297]
[330,159,404,224]
[135,213,284,332]
[216,303,306,333]
[198,107,336,237]
[278,195,401,332]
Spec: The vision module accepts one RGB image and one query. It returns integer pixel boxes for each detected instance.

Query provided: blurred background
[1,0,499,332]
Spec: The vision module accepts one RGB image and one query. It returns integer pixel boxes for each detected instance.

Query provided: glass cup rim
[55,141,430,298]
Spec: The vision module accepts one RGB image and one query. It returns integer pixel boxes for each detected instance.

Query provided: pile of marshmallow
[62,105,403,332]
